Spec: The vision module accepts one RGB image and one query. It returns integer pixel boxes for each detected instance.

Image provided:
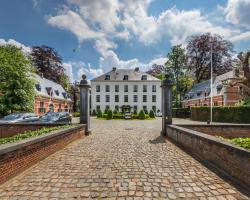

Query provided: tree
[186,33,234,83]
[165,45,186,107]
[106,109,113,120]
[138,110,146,120]
[146,64,166,80]
[0,45,35,114]
[149,110,155,118]
[31,45,71,91]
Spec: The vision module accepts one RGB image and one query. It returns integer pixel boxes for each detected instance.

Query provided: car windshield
[3,114,22,120]
[41,112,60,120]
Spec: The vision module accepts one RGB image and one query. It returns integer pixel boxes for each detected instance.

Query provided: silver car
[0,113,39,124]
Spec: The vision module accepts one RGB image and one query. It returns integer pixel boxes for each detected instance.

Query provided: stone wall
[0,123,62,138]
[0,125,85,184]
[179,124,250,139]
[166,125,250,190]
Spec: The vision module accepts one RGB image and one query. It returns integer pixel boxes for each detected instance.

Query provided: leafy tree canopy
[186,33,234,83]
[0,45,35,114]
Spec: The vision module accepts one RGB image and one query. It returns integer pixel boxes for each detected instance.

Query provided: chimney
[112,67,117,71]
[135,67,139,72]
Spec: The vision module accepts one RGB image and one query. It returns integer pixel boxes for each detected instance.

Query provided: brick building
[182,70,244,107]
[34,74,73,115]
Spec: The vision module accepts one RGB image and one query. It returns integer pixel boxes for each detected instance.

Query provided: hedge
[172,108,190,118]
[191,106,250,123]
[72,112,80,117]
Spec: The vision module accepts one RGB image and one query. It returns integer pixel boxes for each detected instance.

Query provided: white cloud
[48,10,103,42]
[0,39,31,55]
[94,38,117,56]
[63,62,74,82]
[230,31,250,42]
[224,0,250,29]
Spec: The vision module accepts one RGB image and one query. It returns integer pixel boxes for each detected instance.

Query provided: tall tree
[186,33,234,83]
[146,64,166,80]
[0,45,35,114]
[165,45,187,107]
[31,45,70,91]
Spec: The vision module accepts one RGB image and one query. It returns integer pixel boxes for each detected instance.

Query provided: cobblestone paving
[0,118,249,200]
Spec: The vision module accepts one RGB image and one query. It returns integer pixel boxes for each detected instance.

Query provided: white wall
[91,81,162,113]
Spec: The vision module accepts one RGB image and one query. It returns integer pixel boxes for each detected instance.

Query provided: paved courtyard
[0,118,249,199]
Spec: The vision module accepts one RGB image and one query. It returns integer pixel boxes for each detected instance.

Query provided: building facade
[91,68,162,113]
[34,74,73,115]
[182,70,244,107]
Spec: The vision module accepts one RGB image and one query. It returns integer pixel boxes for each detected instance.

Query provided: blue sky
[0,0,250,81]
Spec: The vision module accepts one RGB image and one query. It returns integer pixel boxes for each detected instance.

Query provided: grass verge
[0,125,76,145]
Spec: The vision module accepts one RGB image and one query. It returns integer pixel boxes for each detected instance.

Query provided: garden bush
[149,110,155,118]
[172,108,190,118]
[97,110,103,118]
[113,109,119,114]
[72,112,80,117]
[113,114,124,119]
[92,109,97,116]
[191,106,250,123]
[145,114,150,119]
[144,110,148,115]
[106,109,113,120]
[133,110,138,115]
[138,110,146,120]
[104,109,108,114]
[132,114,138,119]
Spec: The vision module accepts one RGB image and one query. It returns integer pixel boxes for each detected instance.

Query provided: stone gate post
[78,74,91,135]
[161,74,174,136]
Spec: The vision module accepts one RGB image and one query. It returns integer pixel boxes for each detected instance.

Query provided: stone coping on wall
[0,125,85,155]
[166,124,250,190]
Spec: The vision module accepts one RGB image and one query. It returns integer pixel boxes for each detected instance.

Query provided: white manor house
[91,67,162,113]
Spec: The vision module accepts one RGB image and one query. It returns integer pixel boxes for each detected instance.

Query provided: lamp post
[210,41,213,124]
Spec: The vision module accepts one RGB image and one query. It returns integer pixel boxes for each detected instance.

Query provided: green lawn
[0,125,76,145]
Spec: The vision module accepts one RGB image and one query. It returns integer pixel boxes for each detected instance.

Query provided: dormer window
[55,90,59,96]
[141,75,147,80]
[46,87,53,96]
[105,75,110,80]
[35,84,41,91]
[123,75,129,80]
[197,91,202,96]
[62,92,67,99]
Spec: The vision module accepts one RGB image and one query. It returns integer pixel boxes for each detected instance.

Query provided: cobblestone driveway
[0,118,249,200]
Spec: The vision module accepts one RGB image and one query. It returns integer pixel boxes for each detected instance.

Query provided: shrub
[92,109,97,116]
[113,109,119,114]
[138,110,146,120]
[145,114,150,119]
[72,112,80,117]
[149,110,155,118]
[191,106,250,123]
[144,110,148,115]
[113,114,124,119]
[106,109,113,120]
[172,108,190,118]
[132,114,138,119]
[97,110,103,118]
[104,109,108,114]
[133,110,138,115]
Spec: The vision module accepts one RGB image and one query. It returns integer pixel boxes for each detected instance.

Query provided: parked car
[38,112,72,124]
[0,113,39,124]
[155,111,162,117]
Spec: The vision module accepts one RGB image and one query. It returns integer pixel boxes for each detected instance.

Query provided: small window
[105,105,110,110]
[134,105,137,111]
[143,95,147,102]
[105,85,110,92]
[96,85,100,92]
[96,105,100,111]
[115,105,119,111]
[141,75,147,80]
[124,85,128,92]
[124,95,128,102]
[96,95,100,102]
[39,102,45,113]
[105,95,110,102]
[58,104,62,112]
[35,84,41,91]
[65,105,68,112]
[152,85,156,92]
[143,85,147,92]
[133,95,138,102]
[143,106,147,112]
[133,85,138,92]
[123,75,129,80]
[152,95,156,102]
[105,75,110,80]
[152,106,156,112]
[115,85,119,92]
[115,95,119,102]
